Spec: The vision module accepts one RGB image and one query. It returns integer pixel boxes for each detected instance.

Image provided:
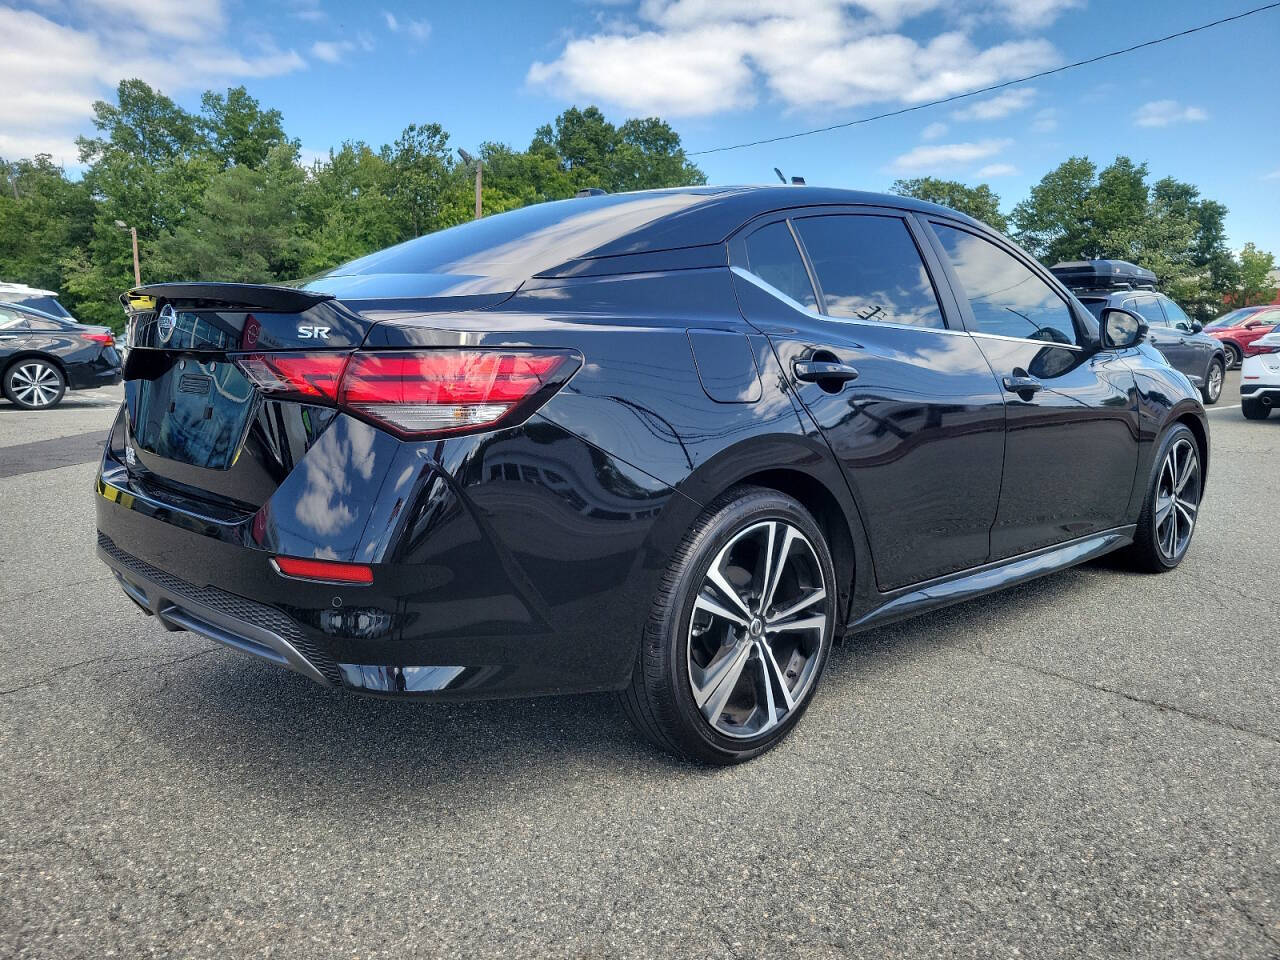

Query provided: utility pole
[114,220,141,286]
[458,149,482,220]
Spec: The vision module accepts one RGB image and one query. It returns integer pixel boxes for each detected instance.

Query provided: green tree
[0,155,95,294]
[199,86,291,170]
[1233,243,1278,306]
[151,144,314,282]
[1010,156,1096,263]
[890,177,1008,231]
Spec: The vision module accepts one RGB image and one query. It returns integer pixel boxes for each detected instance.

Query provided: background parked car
[1052,260,1227,405]
[0,282,77,320]
[1241,327,1280,420]
[1204,305,1280,369]
[0,301,122,409]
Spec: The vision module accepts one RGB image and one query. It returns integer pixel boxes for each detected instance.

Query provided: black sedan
[1,301,122,408]
[96,187,1208,763]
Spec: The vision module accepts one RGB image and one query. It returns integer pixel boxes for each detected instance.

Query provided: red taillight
[85,332,114,345]
[233,349,578,438]
[236,352,349,401]
[272,556,373,584]
[340,351,573,436]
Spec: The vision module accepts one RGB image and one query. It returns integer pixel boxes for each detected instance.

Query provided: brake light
[272,556,373,584]
[232,349,579,438]
[236,352,349,401]
[85,332,114,345]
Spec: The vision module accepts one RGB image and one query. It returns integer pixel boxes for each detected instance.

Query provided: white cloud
[407,18,431,40]
[310,40,352,63]
[1263,169,1280,181]
[528,2,1060,117]
[951,87,1035,121]
[1030,107,1058,132]
[383,10,399,30]
[921,121,948,140]
[975,163,1017,177]
[1133,100,1209,128]
[0,3,306,166]
[989,0,1083,29]
[890,138,1012,172]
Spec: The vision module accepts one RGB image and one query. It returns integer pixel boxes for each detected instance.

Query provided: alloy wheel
[1206,362,1223,402]
[1154,438,1201,562]
[686,519,829,739]
[9,362,61,407]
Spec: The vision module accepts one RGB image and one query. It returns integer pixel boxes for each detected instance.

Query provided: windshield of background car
[1206,309,1255,329]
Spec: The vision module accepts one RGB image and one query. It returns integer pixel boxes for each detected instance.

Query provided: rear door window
[792,215,945,329]
[742,221,819,311]
[932,223,1079,346]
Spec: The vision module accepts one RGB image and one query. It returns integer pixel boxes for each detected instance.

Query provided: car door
[729,209,1007,591]
[923,218,1139,560]
[1159,295,1215,375]
[1126,294,1194,379]
[1242,308,1280,355]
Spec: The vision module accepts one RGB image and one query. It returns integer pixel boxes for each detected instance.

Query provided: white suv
[1241,328,1280,419]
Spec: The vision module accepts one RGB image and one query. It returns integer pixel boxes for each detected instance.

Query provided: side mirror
[1191,321,1203,333]
[1100,307,1147,350]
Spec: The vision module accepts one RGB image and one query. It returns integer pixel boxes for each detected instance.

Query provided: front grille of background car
[97,532,342,684]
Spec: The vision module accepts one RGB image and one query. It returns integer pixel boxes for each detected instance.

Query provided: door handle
[1002,374,1043,395]
[793,360,859,384]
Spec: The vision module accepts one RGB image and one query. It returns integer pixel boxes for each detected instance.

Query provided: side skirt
[847,526,1136,634]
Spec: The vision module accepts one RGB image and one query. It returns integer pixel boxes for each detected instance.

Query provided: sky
[3,0,1279,251]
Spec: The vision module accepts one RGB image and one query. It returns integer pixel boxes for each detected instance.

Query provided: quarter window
[742,221,819,311]
[793,215,945,328]
[933,223,1079,346]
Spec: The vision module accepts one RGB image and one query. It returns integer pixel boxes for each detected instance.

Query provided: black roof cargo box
[1050,259,1157,291]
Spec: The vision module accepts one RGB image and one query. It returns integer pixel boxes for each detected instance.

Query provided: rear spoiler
[121,282,334,313]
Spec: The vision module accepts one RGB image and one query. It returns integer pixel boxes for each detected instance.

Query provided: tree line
[0,79,1274,331]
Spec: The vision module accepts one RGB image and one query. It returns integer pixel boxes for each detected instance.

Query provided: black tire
[2,358,66,409]
[1123,424,1203,573]
[1242,398,1271,420]
[1200,357,1224,405]
[1224,342,1242,369]
[621,486,837,764]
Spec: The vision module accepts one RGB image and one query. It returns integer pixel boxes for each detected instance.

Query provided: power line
[687,2,1280,157]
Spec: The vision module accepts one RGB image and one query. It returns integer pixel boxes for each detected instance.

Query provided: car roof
[559,185,984,258]
[0,282,59,297]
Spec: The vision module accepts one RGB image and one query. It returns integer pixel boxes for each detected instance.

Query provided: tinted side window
[793,215,944,329]
[0,308,28,331]
[743,221,818,310]
[1253,309,1280,330]
[15,295,71,318]
[933,223,1078,345]
[1125,295,1167,328]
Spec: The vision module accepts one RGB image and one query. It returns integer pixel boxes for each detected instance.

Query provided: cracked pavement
[1,379,1278,958]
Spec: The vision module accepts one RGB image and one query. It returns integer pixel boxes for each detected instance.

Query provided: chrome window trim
[730,265,970,337]
[968,330,1085,351]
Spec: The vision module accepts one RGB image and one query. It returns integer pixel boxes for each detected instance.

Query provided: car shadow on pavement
[124,562,1100,798]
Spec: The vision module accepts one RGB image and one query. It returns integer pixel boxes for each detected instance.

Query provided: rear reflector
[233,349,579,439]
[272,556,374,584]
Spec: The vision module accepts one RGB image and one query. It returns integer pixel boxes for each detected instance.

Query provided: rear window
[12,295,70,317]
[311,192,713,285]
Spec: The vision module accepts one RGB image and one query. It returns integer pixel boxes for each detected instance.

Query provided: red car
[1205,305,1280,368]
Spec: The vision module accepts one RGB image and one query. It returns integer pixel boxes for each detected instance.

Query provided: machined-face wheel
[6,361,64,408]
[686,519,829,740]
[1154,437,1201,562]
[1205,361,1223,403]
[1225,343,1242,369]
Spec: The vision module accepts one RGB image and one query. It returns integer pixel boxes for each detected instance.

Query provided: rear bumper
[95,413,684,699]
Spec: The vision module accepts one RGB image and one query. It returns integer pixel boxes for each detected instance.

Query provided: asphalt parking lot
[1,374,1277,959]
